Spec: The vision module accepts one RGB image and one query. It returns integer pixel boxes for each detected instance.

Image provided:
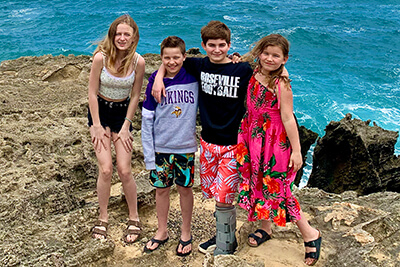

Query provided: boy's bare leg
[146,187,170,250]
[177,185,193,254]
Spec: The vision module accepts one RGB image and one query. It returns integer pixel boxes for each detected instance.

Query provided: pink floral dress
[237,74,301,227]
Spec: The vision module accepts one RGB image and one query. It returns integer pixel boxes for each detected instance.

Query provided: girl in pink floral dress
[237,34,321,266]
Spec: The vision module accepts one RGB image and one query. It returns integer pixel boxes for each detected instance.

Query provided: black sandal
[304,230,322,266]
[143,236,169,253]
[247,229,272,247]
[176,236,193,257]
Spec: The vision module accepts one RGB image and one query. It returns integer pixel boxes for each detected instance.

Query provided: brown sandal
[123,220,142,244]
[91,220,108,239]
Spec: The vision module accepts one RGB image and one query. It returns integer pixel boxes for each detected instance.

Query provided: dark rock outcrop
[307,113,400,195]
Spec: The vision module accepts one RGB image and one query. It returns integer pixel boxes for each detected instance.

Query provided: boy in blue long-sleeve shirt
[141,36,198,256]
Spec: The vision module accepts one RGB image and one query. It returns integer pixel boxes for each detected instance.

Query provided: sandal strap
[304,240,317,247]
[126,220,141,234]
[94,220,108,229]
[305,252,318,259]
[126,228,141,235]
[179,236,193,247]
[254,229,269,239]
[304,236,321,248]
[248,229,271,245]
[150,237,169,245]
[92,227,107,236]
[248,233,263,243]
[127,220,141,228]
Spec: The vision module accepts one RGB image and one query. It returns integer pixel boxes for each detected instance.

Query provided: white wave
[299,144,316,189]
[379,108,400,127]
[158,6,186,9]
[10,8,37,18]
[116,11,130,15]
[294,112,313,122]
[275,27,302,35]
[342,103,376,111]
[275,26,317,36]
[290,74,308,82]
[343,27,366,34]
[223,15,238,22]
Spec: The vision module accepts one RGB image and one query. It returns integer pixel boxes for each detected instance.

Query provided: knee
[177,186,193,197]
[99,165,113,180]
[117,167,132,182]
[156,187,170,197]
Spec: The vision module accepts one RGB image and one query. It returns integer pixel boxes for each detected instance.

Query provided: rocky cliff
[308,114,400,195]
[0,55,399,267]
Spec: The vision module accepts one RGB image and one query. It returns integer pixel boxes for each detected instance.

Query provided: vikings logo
[171,106,182,118]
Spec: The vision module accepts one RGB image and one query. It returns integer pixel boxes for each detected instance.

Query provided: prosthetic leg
[214,205,237,256]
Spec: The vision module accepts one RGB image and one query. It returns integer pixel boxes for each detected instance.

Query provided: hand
[90,125,110,153]
[288,151,303,172]
[228,52,242,64]
[151,79,166,103]
[114,129,134,153]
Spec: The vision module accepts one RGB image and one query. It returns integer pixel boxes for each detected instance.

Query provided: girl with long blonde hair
[88,14,144,244]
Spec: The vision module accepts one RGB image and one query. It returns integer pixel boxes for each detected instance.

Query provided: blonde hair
[94,14,139,76]
[244,34,290,89]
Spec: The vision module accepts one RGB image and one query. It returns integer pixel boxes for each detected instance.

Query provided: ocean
[1,0,399,185]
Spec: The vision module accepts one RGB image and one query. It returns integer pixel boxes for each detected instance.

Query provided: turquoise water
[1,0,399,182]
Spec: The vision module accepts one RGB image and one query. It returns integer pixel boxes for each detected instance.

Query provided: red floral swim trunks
[200,138,239,204]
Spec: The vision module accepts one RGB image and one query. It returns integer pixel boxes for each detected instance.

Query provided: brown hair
[94,14,139,76]
[200,20,231,45]
[160,36,186,55]
[246,34,290,89]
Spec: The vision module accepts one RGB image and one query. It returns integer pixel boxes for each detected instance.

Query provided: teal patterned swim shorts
[149,152,195,188]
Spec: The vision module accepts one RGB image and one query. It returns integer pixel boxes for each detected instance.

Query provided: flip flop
[304,229,322,266]
[143,237,169,253]
[247,229,272,247]
[176,236,193,257]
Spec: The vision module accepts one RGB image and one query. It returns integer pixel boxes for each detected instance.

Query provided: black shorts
[88,96,132,133]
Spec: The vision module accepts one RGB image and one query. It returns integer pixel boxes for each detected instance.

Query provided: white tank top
[98,52,139,100]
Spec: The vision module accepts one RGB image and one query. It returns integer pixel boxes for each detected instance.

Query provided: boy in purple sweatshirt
[141,36,198,256]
